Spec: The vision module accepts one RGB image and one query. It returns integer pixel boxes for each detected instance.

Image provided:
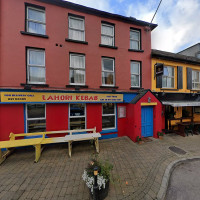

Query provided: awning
[162,101,200,107]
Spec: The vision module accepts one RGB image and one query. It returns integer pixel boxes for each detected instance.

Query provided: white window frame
[26,104,46,133]
[69,53,85,85]
[101,23,114,46]
[102,57,115,86]
[162,66,175,89]
[69,104,86,130]
[192,70,200,90]
[131,61,140,88]
[68,16,85,41]
[26,6,46,34]
[27,48,46,84]
[130,29,140,50]
[102,103,116,130]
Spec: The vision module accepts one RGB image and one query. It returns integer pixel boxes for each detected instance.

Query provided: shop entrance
[141,106,153,137]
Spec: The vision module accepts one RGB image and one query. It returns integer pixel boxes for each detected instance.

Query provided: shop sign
[0,92,123,103]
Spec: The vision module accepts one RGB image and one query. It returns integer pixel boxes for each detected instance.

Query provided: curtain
[69,29,84,41]
[131,75,139,87]
[28,8,45,22]
[131,62,139,74]
[29,66,45,83]
[28,22,45,34]
[101,36,113,46]
[29,50,45,66]
[130,40,139,50]
[102,25,113,35]
[70,55,84,69]
[70,70,85,84]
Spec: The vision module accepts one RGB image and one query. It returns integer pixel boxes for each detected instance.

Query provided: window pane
[103,103,114,114]
[168,67,174,76]
[70,69,85,84]
[69,18,84,30]
[70,117,85,130]
[163,67,169,76]
[130,31,139,40]
[130,40,139,50]
[29,50,45,66]
[28,22,46,34]
[70,55,84,69]
[102,116,115,129]
[162,77,167,87]
[28,8,45,22]
[70,104,85,117]
[27,119,46,133]
[131,62,139,74]
[131,75,139,87]
[27,104,45,118]
[102,72,114,85]
[167,77,174,88]
[69,29,84,41]
[101,36,114,46]
[29,66,45,83]
[103,59,114,71]
[102,25,113,36]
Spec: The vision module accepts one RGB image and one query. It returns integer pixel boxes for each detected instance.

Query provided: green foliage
[136,136,142,142]
[85,154,113,180]
[157,131,164,136]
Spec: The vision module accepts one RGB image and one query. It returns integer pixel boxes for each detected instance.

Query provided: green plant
[136,136,142,142]
[157,131,164,136]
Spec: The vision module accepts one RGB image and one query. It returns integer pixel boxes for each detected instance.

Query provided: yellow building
[151,49,200,133]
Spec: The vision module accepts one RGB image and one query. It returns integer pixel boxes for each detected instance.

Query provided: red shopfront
[0,89,162,142]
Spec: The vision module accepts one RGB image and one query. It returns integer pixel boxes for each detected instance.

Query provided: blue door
[141,106,153,137]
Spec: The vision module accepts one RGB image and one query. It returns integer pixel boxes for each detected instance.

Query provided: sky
[64,0,200,53]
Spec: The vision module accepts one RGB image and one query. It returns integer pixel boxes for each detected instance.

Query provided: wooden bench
[0,127,101,164]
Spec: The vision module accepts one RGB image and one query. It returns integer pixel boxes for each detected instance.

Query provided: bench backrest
[9,127,96,140]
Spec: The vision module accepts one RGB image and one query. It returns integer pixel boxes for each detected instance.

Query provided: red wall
[0,0,152,91]
[0,104,24,140]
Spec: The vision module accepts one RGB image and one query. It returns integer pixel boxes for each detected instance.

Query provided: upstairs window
[68,16,85,41]
[26,104,46,133]
[130,29,140,50]
[70,53,85,85]
[26,7,46,35]
[162,66,174,88]
[27,48,45,84]
[102,57,115,86]
[101,23,114,46]
[131,61,140,87]
[192,70,200,90]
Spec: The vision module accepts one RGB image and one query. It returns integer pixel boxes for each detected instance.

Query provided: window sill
[160,88,179,91]
[21,83,49,89]
[101,128,118,134]
[20,31,49,38]
[66,85,88,88]
[100,86,119,89]
[130,87,143,90]
[99,44,118,49]
[65,38,88,45]
[128,49,144,52]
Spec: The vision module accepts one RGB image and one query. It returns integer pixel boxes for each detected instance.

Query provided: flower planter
[90,180,109,200]
[158,136,163,140]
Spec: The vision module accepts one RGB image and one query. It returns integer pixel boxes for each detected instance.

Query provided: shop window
[69,104,86,130]
[101,23,114,46]
[26,6,46,35]
[130,29,141,50]
[192,70,200,90]
[102,57,115,86]
[131,61,140,87]
[194,107,200,114]
[70,53,85,85]
[162,66,174,88]
[68,15,85,41]
[102,103,116,129]
[26,104,46,133]
[27,48,45,84]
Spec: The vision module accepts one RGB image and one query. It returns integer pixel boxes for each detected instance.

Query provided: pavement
[0,133,200,200]
[165,160,200,200]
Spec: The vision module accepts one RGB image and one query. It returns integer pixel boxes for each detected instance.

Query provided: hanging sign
[0,92,123,103]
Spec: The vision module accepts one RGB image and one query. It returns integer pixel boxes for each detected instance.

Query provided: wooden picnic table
[176,121,200,136]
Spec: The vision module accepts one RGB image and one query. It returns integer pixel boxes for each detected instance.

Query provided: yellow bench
[0,127,101,164]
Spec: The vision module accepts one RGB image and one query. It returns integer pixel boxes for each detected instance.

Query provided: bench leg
[0,149,5,164]
[68,141,72,158]
[95,138,99,153]
[34,144,41,163]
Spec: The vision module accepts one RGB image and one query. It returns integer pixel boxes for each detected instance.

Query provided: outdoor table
[176,122,193,137]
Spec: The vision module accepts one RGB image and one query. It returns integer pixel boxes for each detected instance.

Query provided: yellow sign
[0,92,123,103]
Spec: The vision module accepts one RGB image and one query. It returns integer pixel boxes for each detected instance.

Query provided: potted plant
[136,136,143,144]
[82,155,113,200]
[157,131,164,139]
